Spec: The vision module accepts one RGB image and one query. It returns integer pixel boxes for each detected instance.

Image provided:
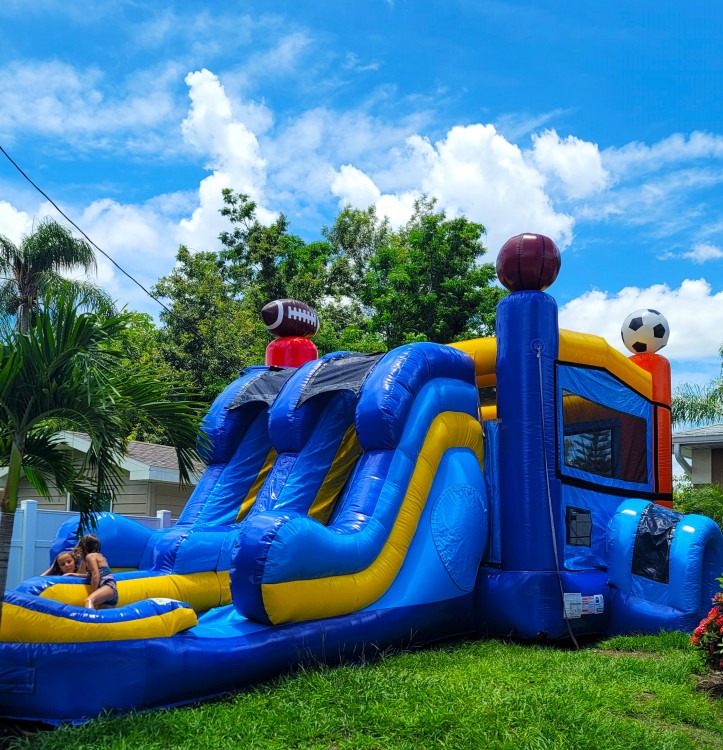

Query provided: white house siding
[17,479,67,508]
[691,448,713,485]
[151,483,194,521]
[111,479,152,516]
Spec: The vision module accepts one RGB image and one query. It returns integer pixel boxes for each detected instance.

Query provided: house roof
[672,423,723,450]
[63,432,204,484]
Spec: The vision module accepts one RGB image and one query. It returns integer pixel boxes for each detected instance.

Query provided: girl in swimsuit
[75,534,119,609]
[42,550,78,576]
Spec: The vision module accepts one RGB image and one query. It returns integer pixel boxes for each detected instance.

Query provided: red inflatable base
[265,337,318,367]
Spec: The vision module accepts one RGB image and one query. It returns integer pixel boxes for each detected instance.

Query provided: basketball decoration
[261,299,319,338]
[496,233,561,292]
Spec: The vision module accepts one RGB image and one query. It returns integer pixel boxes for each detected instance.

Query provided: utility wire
[0,143,173,316]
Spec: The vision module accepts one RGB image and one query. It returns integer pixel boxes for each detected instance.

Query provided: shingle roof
[66,432,202,471]
[672,423,723,448]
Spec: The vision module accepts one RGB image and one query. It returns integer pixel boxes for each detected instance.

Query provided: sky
[0,1,721,390]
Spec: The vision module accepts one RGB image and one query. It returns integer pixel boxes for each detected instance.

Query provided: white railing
[3,500,172,591]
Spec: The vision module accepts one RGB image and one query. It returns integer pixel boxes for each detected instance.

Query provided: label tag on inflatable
[563,593,605,619]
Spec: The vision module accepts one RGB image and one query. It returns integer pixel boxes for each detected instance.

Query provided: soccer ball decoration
[496,233,561,292]
[621,309,670,354]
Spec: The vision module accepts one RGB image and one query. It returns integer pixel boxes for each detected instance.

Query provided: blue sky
[0,1,721,389]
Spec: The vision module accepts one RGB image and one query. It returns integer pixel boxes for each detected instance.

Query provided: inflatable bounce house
[1,233,721,724]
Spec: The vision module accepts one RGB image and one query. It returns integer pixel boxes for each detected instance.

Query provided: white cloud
[343,52,380,73]
[0,201,32,243]
[604,131,723,175]
[530,129,610,199]
[75,198,182,307]
[331,165,417,226]
[682,243,723,264]
[331,165,380,208]
[558,278,723,364]
[179,69,274,248]
[0,61,178,148]
[329,123,574,255]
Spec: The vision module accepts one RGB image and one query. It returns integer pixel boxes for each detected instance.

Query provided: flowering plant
[691,584,723,671]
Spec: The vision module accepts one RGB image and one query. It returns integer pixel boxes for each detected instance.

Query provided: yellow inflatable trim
[41,570,231,612]
[261,412,483,624]
[0,600,198,643]
[308,425,362,525]
[449,331,653,399]
[236,448,277,522]
[448,337,496,387]
[558,330,652,398]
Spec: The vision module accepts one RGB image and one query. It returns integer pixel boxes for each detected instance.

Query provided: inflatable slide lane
[0,342,489,723]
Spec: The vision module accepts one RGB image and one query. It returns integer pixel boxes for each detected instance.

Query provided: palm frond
[672,379,723,426]
[0,235,19,275]
[21,219,96,274]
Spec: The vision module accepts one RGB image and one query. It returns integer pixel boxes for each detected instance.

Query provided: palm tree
[0,218,114,334]
[0,292,204,629]
[672,344,723,426]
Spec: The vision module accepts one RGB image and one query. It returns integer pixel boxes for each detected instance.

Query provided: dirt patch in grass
[595,649,662,659]
[695,672,723,698]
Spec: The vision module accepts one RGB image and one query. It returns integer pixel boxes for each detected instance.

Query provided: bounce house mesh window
[478,386,496,407]
[565,506,592,547]
[561,390,648,484]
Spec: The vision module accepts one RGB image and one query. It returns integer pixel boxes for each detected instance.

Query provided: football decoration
[261,299,319,339]
[496,233,561,292]
[621,309,670,354]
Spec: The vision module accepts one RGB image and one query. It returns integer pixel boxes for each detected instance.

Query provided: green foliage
[219,189,331,308]
[153,190,505,398]
[153,246,267,402]
[672,343,723,426]
[9,635,723,749]
[0,291,203,522]
[312,300,386,355]
[109,311,189,443]
[360,197,504,349]
[323,204,391,299]
[673,475,723,529]
[691,583,723,671]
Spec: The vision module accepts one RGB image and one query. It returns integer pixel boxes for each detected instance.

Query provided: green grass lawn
[4,632,723,750]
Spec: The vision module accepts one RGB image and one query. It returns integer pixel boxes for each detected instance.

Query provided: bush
[692,584,723,670]
[673,475,723,529]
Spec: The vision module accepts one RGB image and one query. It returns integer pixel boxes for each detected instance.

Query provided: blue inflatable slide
[1,279,721,724]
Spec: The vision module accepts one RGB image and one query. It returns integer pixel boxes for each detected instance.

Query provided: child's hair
[48,550,77,575]
[77,534,101,555]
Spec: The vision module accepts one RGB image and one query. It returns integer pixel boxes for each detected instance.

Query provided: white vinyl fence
[3,499,172,591]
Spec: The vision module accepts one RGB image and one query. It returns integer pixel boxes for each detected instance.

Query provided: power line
[0,143,173,316]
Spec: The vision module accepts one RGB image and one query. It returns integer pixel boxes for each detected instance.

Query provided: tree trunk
[18,301,29,336]
[0,442,24,634]
[0,511,14,635]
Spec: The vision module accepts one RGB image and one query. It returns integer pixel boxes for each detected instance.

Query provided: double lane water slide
[0,342,488,723]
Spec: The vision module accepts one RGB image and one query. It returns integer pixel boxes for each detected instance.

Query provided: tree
[0,292,203,628]
[153,246,268,402]
[360,198,505,349]
[0,218,114,334]
[673,474,723,529]
[672,345,723,426]
[219,189,331,309]
[323,205,391,299]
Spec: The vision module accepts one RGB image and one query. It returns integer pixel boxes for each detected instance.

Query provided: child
[75,533,119,609]
[42,550,78,576]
